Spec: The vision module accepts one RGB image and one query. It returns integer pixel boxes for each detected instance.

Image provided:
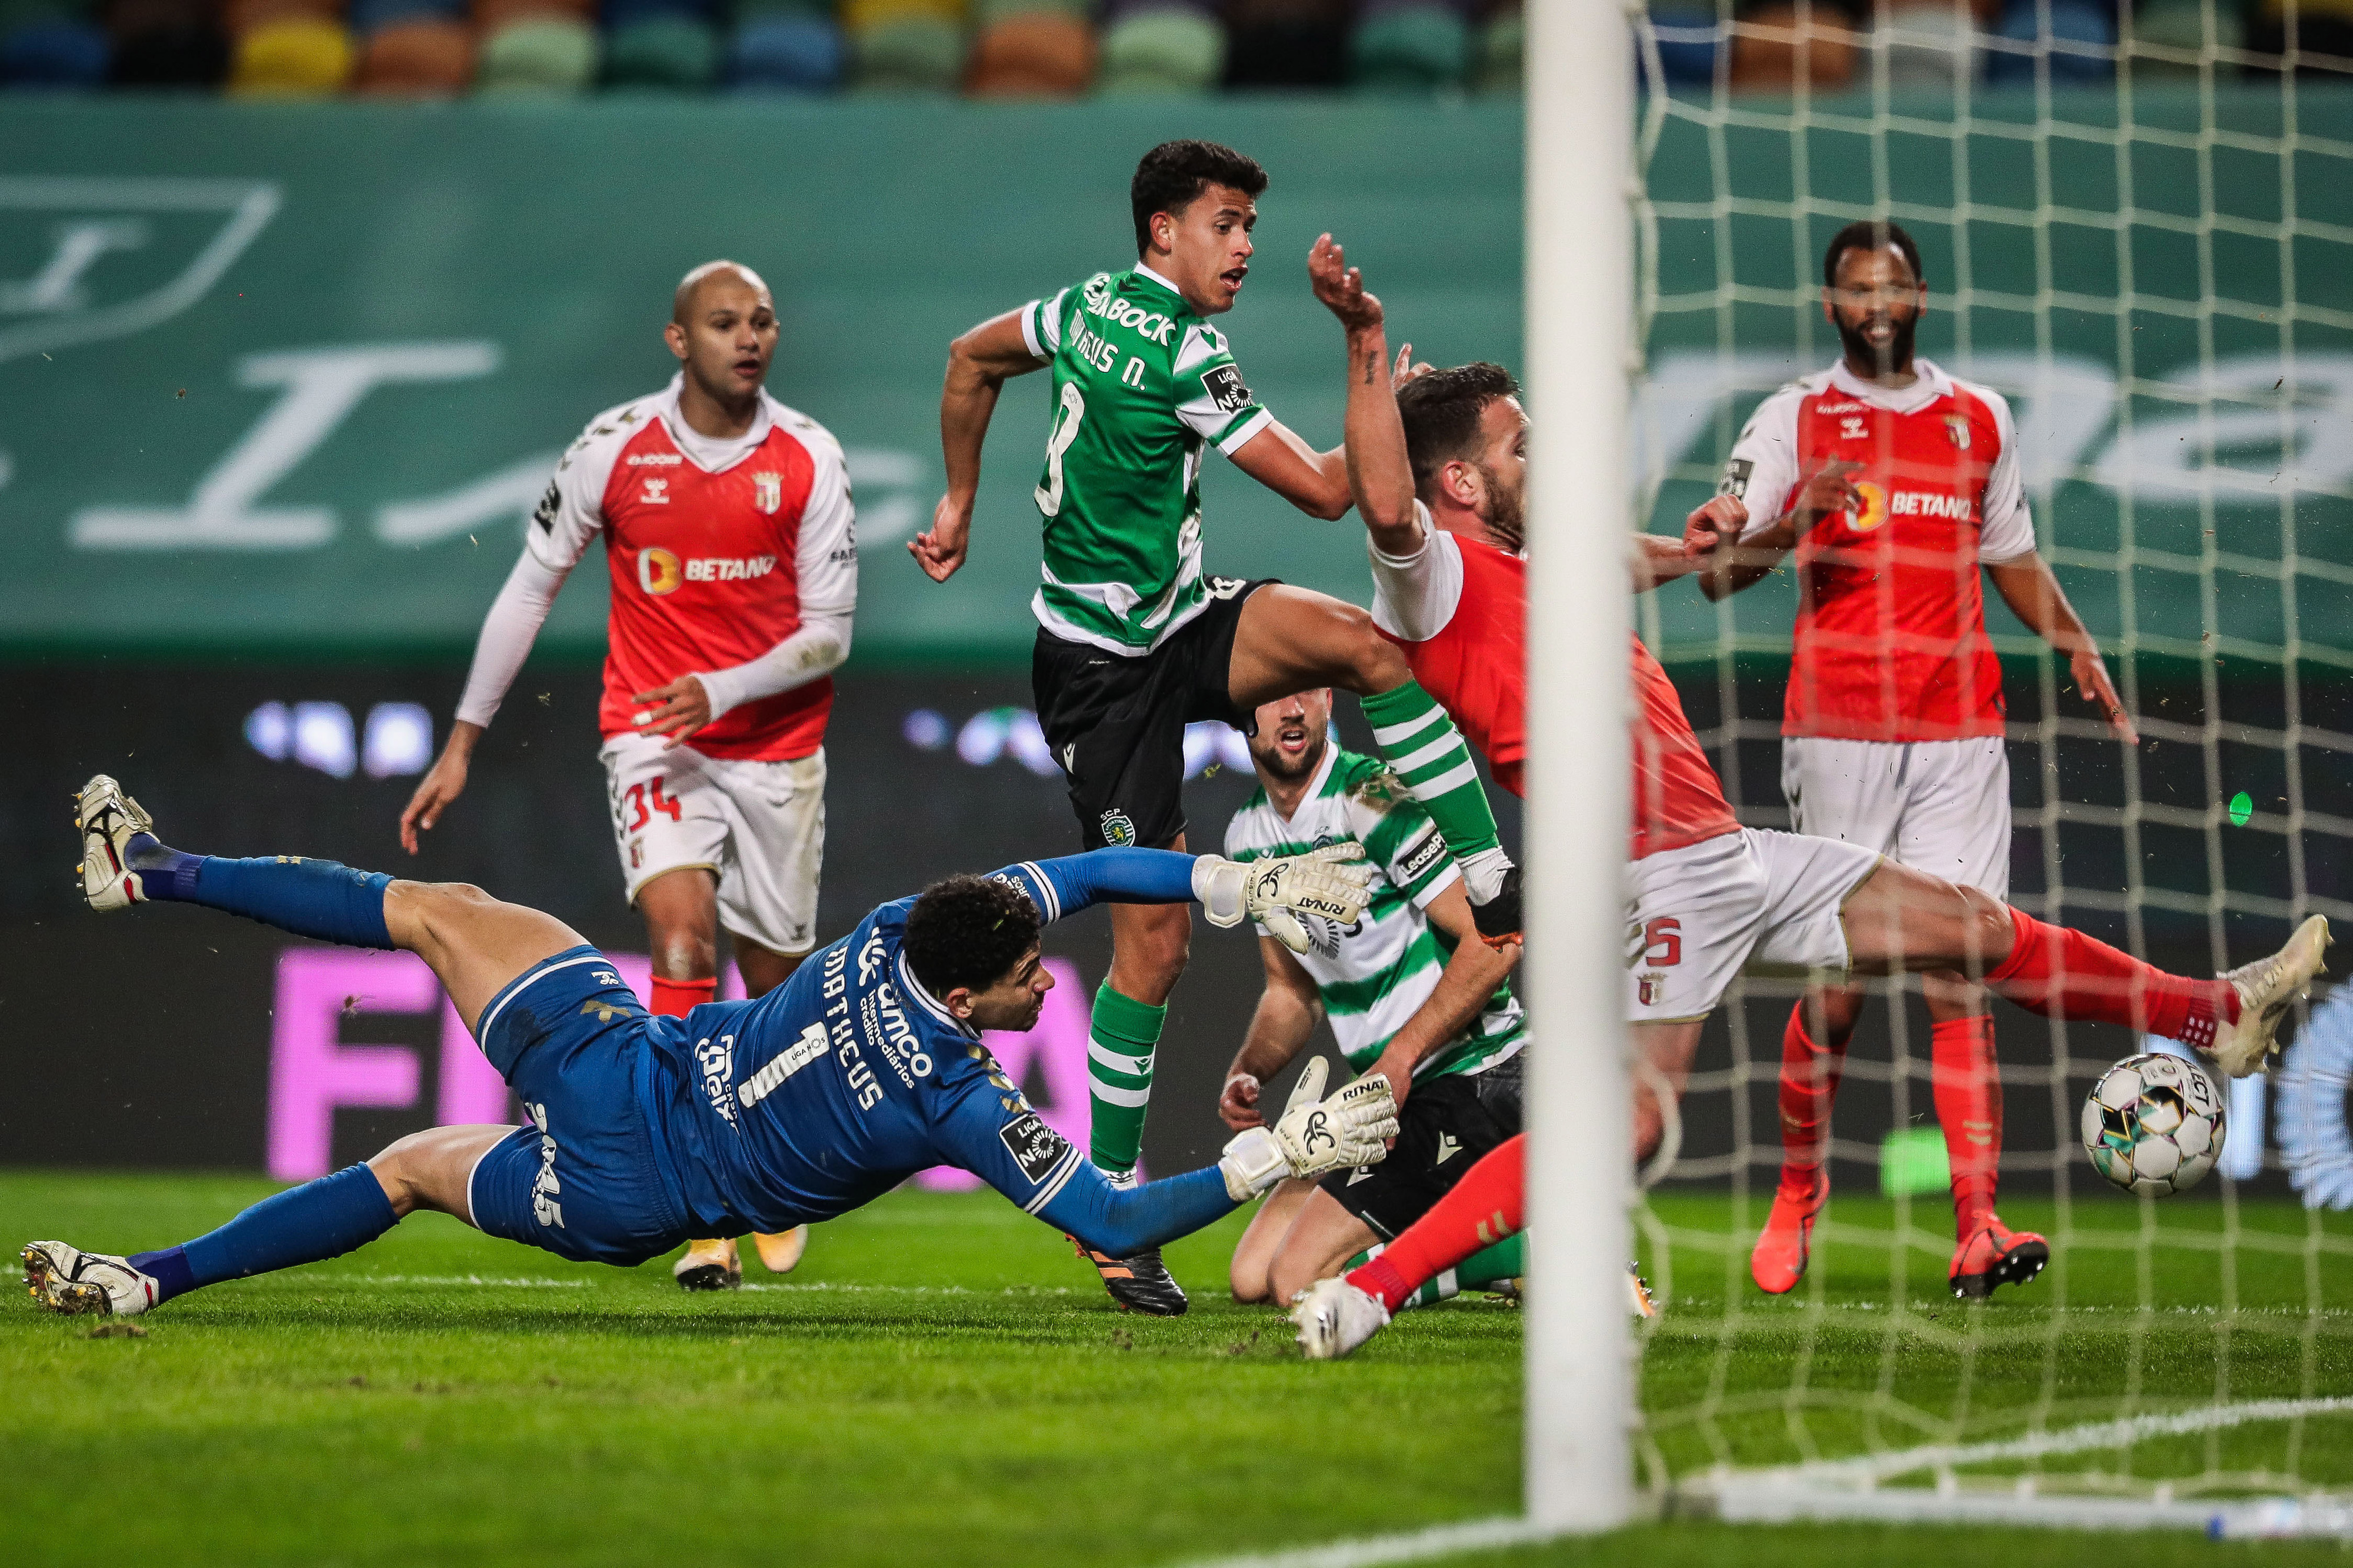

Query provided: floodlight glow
[363,703,433,778]
[291,701,356,778]
[245,701,291,762]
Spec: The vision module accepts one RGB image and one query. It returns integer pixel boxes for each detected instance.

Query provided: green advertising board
[0,89,2346,667]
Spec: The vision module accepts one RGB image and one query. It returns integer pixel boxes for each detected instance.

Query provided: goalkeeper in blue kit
[21,776,1398,1319]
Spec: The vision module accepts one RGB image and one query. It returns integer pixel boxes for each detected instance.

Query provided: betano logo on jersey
[636,548,779,595]
[1837,483,1977,535]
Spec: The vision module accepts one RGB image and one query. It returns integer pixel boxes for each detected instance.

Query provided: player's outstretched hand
[1308,233,1382,334]
[1193,844,1375,953]
[909,494,971,582]
[1682,493,1748,556]
[2071,648,2140,743]
[1217,1058,1401,1200]
[398,730,475,855]
[630,675,712,750]
[1792,459,1865,529]
[1219,1072,1264,1131]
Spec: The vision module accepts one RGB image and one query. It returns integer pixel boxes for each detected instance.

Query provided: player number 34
[621,779,684,833]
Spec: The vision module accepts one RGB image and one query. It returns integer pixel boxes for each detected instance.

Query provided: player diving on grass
[1282,243,2329,1357]
[913,138,1518,1314]
[1215,688,1527,1311]
[22,777,1398,1320]
[1684,219,2139,1302]
[401,260,852,1293]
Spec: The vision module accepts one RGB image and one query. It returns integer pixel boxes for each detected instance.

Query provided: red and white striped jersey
[1724,358,2035,743]
[530,380,856,762]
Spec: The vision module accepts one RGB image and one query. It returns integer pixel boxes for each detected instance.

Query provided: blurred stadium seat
[726,1,841,89]
[604,11,721,86]
[475,10,596,88]
[965,4,1095,96]
[1223,0,1351,87]
[0,6,111,85]
[1348,0,1470,92]
[1096,0,1223,93]
[352,13,470,88]
[1985,0,2115,82]
[1729,1,1859,92]
[228,12,354,89]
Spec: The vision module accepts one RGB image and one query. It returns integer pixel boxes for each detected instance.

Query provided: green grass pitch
[5,1171,2351,1567]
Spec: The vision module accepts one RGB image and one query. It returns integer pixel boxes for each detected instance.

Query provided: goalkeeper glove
[1218,1057,1402,1202]
[1194,845,1375,955]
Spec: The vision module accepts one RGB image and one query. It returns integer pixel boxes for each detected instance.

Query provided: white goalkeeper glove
[1193,845,1376,955]
[1218,1057,1402,1202]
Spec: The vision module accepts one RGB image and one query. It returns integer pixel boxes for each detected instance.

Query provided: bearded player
[29,778,1395,1319]
[400,261,849,1292]
[913,141,1517,1314]
[1216,688,1526,1311]
[1685,220,2137,1300]
[1283,248,2325,1357]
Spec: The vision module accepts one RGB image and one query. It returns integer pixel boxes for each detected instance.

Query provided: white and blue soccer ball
[2081,1052,2228,1196]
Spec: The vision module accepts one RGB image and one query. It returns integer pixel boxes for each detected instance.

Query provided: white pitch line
[306,1274,592,1288]
[1174,1516,1561,1568]
[1766,1395,2353,1489]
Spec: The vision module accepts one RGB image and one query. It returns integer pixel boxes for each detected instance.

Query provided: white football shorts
[1780,735,2012,900]
[598,731,826,958]
[1624,828,1881,1023]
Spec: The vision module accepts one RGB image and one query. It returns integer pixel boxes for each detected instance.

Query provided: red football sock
[1776,1003,1846,1196]
[1931,1015,2002,1239]
[651,975,716,1018]
[1347,1135,1525,1315]
[1988,908,2237,1050]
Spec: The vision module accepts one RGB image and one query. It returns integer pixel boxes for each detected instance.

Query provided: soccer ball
[2081,1052,2228,1196]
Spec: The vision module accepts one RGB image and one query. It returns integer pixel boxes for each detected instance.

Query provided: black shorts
[1031,576,1275,852]
[1320,1053,1524,1241]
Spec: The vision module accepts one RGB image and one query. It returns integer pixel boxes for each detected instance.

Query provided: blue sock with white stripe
[128,836,394,949]
[1358,680,1510,902]
[129,1164,399,1304]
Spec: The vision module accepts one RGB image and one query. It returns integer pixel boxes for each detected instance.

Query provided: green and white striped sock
[1086,982,1165,1177]
[1358,680,1511,902]
[1349,1243,1459,1312]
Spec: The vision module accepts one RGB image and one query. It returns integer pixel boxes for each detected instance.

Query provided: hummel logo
[1345,1167,1374,1186]
[1435,1132,1463,1165]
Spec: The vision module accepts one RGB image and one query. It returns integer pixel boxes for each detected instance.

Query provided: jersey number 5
[1641,918,1682,968]
[1034,382,1086,518]
[624,778,685,832]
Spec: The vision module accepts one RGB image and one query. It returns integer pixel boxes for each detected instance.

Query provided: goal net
[1615,1,2353,1537]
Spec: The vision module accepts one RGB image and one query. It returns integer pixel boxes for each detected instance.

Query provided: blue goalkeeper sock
[127,836,393,949]
[129,1164,399,1304]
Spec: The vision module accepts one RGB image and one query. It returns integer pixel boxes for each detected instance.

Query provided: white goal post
[1524,0,1639,1534]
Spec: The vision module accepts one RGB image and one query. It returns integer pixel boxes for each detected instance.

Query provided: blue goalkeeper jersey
[629,852,1229,1252]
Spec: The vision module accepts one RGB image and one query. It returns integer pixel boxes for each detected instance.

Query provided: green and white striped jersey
[1223,745,1527,1080]
[1019,263,1271,656]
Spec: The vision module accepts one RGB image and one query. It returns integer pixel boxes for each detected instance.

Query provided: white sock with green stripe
[1086,982,1165,1179]
[1348,1243,1460,1311]
[1358,680,1512,902]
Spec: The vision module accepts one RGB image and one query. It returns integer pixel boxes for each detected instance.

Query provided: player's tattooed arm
[1365,882,1520,1106]
[1219,936,1327,1131]
[1987,553,2139,743]
[1308,233,1419,552]
[916,307,1046,583]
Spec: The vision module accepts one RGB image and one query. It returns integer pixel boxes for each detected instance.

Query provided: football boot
[76,774,158,912]
[1072,1238,1188,1316]
[1291,1276,1390,1360]
[24,1241,158,1317]
[1471,865,1523,952]
[1749,1167,1829,1296]
[672,1237,742,1292]
[752,1227,808,1275]
[1949,1218,2049,1300]
[2205,915,2331,1077]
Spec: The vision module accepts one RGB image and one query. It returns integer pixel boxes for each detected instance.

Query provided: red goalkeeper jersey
[1721,358,2037,742]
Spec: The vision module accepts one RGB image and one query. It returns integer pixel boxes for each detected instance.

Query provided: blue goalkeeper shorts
[465,946,690,1267]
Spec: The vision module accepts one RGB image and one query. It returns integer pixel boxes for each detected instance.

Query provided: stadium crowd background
[0,0,2347,100]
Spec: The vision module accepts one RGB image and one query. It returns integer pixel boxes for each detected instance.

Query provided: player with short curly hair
[915,139,1520,1313]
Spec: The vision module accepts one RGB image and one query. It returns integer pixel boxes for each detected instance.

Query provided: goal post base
[1695,1478,2353,1542]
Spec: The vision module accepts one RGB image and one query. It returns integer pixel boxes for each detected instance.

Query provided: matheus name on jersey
[1223,747,1524,1079]
[1021,265,1271,658]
